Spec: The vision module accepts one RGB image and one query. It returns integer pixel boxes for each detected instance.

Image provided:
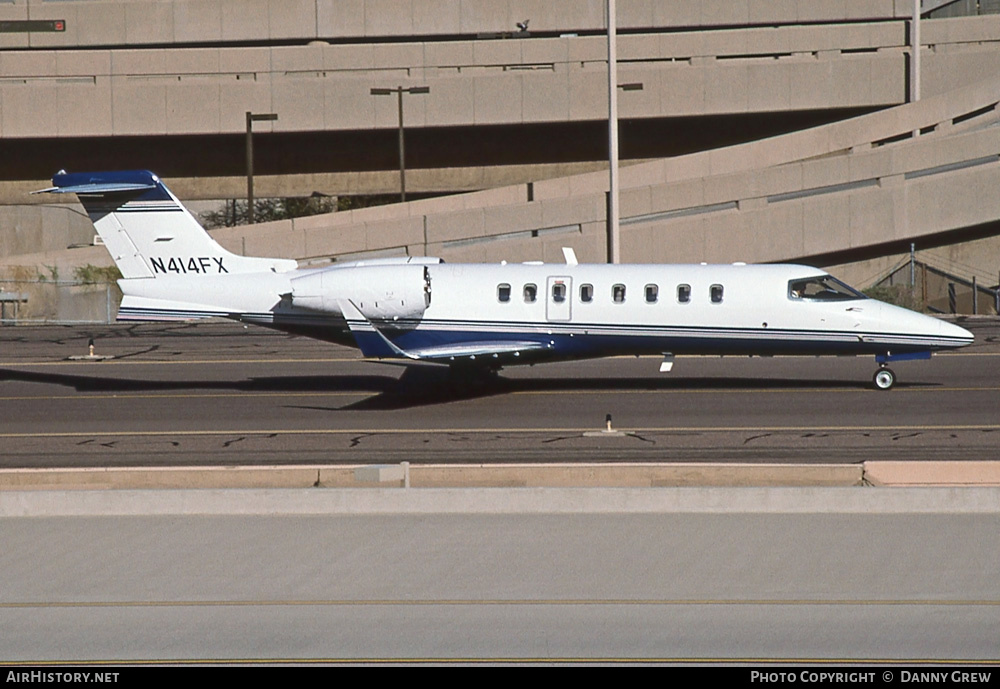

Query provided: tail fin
[36,170,297,278]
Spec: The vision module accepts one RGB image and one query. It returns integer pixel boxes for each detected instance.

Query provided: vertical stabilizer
[36,170,297,278]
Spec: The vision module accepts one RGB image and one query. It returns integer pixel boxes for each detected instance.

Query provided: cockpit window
[788,276,866,301]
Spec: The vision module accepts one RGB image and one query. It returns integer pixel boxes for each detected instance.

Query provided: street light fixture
[246,111,277,224]
[370,85,430,203]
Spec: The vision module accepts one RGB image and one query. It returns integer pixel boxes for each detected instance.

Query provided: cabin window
[580,283,594,303]
[497,283,511,303]
[612,284,626,303]
[551,282,567,303]
[710,284,724,304]
[523,283,537,303]
[788,276,866,301]
[677,284,691,303]
[645,284,658,303]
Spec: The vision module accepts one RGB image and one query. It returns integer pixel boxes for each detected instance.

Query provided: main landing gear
[872,365,896,391]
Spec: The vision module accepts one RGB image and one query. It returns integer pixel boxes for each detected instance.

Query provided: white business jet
[37,170,973,390]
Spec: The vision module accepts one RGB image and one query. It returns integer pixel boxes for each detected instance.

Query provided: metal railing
[871,251,1000,314]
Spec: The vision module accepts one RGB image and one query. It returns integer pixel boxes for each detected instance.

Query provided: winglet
[562,247,578,265]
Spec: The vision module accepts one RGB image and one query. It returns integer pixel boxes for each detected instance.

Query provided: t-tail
[36,170,297,279]
[36,170,298,321]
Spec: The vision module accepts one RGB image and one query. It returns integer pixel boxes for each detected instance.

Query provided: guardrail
[873,254,1000,314]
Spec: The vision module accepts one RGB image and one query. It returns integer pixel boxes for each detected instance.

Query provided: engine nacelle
[289,263,430,320]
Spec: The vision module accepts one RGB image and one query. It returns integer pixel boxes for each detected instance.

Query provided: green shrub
[73,264,123,284]
[863,284,922,311]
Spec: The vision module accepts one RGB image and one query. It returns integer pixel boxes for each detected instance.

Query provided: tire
[873,367,896,391]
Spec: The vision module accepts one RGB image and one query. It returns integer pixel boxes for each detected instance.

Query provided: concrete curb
[864,461,1000,486]
[2,462,999,491]
[0,462,863,491]
[3,486,1000,517]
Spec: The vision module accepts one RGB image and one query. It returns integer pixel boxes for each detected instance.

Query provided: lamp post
[370,85,430,203]
[607,0,619,263]
[246,111,277,224]
[911,0,921,104]
[606,0,643,264]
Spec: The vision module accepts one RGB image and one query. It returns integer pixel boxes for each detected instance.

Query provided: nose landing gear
[871,351,931,390]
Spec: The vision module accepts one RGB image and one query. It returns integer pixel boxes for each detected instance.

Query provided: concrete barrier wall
[0,26,913,139]
[0,1,908,49]
[201,88,1000,267]
[9,13,1000,140]
[8,67,1000,275]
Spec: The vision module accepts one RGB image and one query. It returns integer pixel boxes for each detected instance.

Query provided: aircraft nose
[878,303,974,349]
[940,318,974,346]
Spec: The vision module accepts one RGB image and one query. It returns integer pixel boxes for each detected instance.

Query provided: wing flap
[405,340,547,360]
[339,298,547,361]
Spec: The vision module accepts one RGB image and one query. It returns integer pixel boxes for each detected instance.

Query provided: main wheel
[873,367,896,391]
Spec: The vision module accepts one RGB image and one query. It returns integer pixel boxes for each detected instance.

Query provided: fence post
[909,242,915,287]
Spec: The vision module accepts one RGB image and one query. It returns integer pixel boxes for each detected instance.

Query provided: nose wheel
[872,366,896,391]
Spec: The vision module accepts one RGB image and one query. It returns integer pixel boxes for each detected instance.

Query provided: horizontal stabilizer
[33,170,165,198]
[33,182,157,196]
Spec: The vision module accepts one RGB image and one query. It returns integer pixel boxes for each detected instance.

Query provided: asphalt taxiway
[1,319,999,466]
[3,320,999,664]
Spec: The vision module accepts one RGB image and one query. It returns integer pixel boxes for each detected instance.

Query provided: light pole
[606,0,626,264]
[370,85,429,202]
[246,111,277,224]
[607,0,643,264]
[911,0,921,104]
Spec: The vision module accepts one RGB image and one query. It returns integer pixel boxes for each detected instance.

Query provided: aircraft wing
[338,299,548,362]
[402,340,548,360]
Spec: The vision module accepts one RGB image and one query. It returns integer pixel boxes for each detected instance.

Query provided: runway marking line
[3,424,1000,439]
